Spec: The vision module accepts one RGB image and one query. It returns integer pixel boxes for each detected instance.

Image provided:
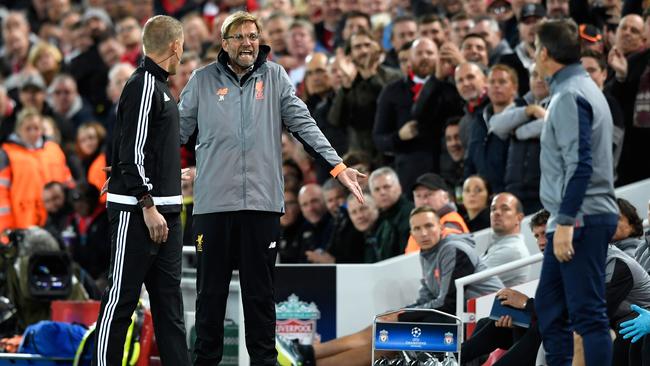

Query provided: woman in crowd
[0,107,72,233]
[462,175,492,232]
[26,42,63,87]
[72,121,107,200]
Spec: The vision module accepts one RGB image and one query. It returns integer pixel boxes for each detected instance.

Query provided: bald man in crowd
[280,184,334,263]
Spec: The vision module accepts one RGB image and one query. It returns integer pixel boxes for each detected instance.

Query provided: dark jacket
[307,91,349,184]
[68,44,109,119]
[325,206,365,263]
[365,195,414,262]
[328,66,401,153]
[282,214,333,263]
[107,56,182,213]
[465,100,526,194]
[607,49,650,185]
[67,207,111,280]
[463,207,490,233]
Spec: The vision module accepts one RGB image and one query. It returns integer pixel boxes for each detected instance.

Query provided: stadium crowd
[0,0,649,364]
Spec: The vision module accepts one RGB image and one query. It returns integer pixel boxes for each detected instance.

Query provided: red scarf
[408,70,425,102]
[467,91,488,113]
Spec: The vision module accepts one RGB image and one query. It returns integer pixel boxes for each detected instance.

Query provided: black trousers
[193,211,280,366]
[461,317,541,366]
[92,209,190,366]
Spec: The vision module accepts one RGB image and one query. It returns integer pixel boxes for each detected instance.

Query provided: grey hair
[368,167,400,191]
[108,63,136,82]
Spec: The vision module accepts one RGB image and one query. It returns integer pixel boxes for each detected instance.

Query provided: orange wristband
[329,162,347,178]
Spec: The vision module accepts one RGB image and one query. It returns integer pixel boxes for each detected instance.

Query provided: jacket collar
[380,195,409,219]
[142,56,170,81]
[548,63,585,94]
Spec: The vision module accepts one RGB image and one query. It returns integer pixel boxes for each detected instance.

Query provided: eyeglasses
[224,33,260,43]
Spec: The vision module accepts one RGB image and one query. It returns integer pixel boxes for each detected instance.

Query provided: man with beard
[329,28,401,158]
[374,38,463,190]
[454,62,489,152]
[304,52,349,183]
[179,11,366,365]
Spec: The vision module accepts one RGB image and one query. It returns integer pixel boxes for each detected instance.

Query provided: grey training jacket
[179,47,342,214]
[409,234,503,314]
[539,64,618,231]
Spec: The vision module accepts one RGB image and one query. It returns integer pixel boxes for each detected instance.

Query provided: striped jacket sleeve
[116,72,158,200]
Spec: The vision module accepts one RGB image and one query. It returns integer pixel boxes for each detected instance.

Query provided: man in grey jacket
[178,11,365,366]
[481,193,530,287]
[533,19,619,366]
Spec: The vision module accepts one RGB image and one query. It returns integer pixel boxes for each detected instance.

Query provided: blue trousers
[535,214,617,366]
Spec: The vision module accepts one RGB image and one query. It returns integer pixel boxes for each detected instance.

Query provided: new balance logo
[163,93,171,102]
[269,241,276,249]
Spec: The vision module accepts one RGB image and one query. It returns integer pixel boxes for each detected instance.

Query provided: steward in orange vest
[406,173,469,253]
[0,108,73,233]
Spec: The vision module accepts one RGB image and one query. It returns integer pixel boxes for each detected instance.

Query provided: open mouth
[239,50,254,57]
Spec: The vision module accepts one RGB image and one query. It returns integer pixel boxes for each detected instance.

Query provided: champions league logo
[444,332,454,345]
[411,327,422,338]
[379,329,389,343]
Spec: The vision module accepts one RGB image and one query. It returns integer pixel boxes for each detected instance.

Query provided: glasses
[224,33,260,43]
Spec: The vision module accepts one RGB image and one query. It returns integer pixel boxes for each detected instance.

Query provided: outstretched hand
[620,305,650,343]
[336,168,366,204]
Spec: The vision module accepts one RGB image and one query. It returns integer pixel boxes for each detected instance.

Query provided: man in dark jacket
[454,62,489,152]
[305,179,365,263]
[367,167,414,262]
[329,28,402,158]
[374,38,463,191]
[607,39,650,185]
[284,184,334,263]
[304,53,348,184]
[465,64,521,194]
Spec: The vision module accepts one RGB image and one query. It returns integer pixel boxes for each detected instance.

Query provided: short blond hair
[142,15,183,56]
[221,11,261,38]
[28,42,62,70]
[15,107,42,132]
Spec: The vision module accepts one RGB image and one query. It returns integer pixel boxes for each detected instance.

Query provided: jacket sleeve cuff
[330,163,347,178]
[556,214,576,226]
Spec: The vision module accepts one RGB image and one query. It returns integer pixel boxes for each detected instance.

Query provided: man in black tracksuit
[93,16,190,366]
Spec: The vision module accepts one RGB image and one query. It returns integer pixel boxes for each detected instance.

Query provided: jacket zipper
[240,84,246,207]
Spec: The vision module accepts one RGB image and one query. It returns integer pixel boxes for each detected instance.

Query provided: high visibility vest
[87,153,107,204]
[0,141,73,232]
